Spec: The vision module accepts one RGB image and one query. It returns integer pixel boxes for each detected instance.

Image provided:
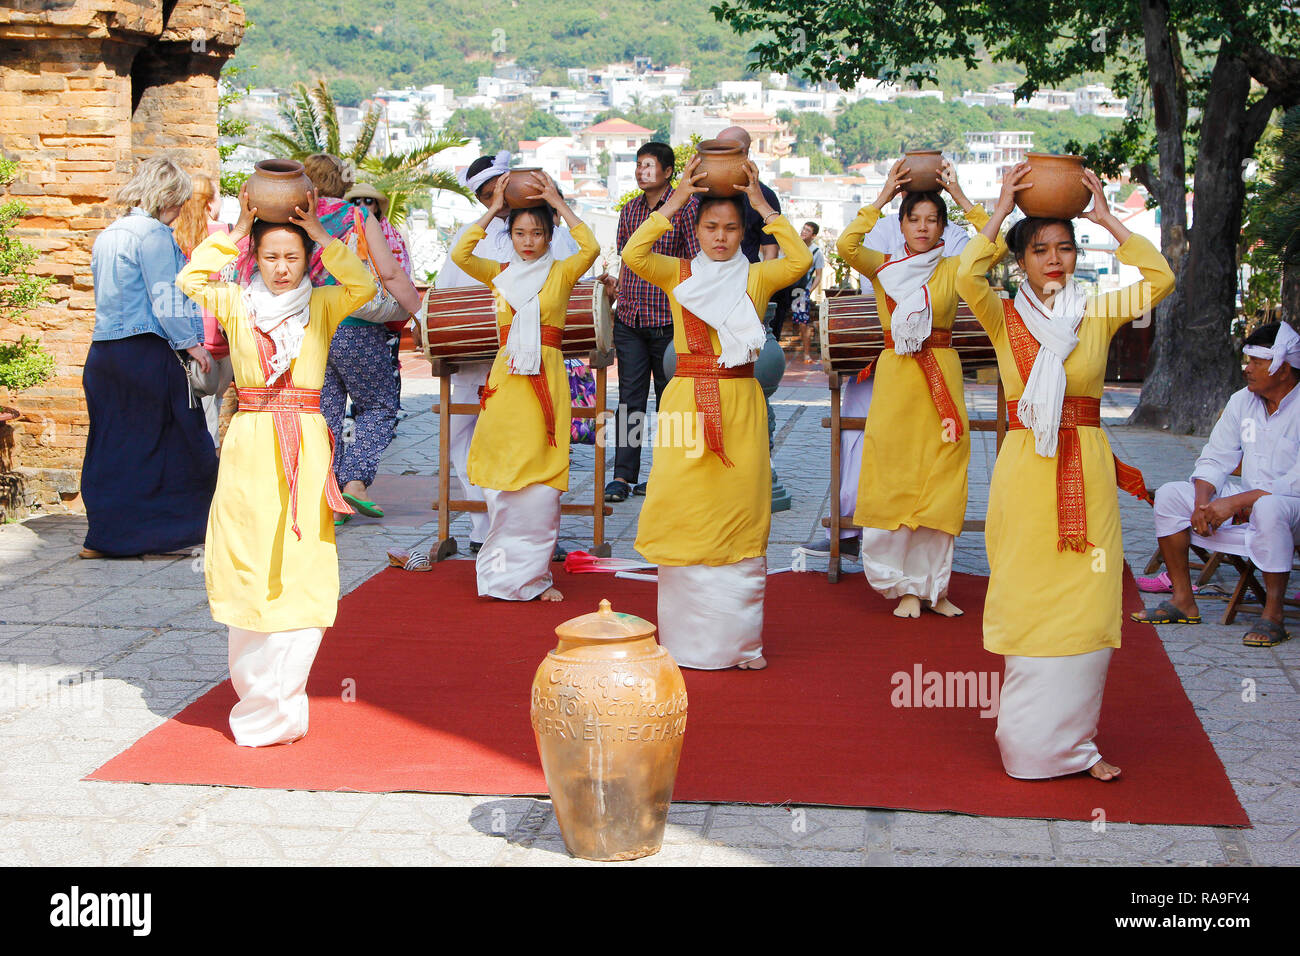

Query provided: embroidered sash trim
[881,328,962,438]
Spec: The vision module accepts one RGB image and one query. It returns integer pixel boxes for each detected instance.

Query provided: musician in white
[1139,321,1300,647]
[436,152,582,553]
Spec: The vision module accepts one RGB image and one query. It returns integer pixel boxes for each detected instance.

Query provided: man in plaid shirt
[599,141,700,501]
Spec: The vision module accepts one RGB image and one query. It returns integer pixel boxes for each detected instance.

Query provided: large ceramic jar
[530,599,688,861]
[694,138,748,197]
[902,150,944,192]
[504,167,548,209]
[244,159,314,223]
[1015,153,1091,219]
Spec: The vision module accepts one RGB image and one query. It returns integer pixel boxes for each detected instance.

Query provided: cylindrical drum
[530,599,688,861]
[820,294,996,374]
[422,280,611,362]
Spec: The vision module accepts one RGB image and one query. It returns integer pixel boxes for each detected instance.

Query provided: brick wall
[0,1,244,517]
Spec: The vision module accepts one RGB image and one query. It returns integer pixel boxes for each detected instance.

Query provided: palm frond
[312,78,341,157]
[349,105,383,165]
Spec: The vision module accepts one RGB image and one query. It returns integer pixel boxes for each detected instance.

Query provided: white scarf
[672,251,766,367]
[1243,321,1300,374]
[1013,279,1088,458]
[461,150,512,194]
[243,272,313,386]
[876,242,944,355]
[493,249,555,375]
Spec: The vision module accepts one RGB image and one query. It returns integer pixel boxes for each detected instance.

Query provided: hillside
[230,0,1030,96]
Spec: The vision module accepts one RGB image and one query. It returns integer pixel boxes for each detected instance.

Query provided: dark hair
[898,191,948,231]
[636,142,676,179]
[803,221,820,235]
[508,204,554,240]
[1006,217,1076,262]
[697,195,743,222]
[250,219,314,259]
[466,155,496,180]
[1245,322,1282,349]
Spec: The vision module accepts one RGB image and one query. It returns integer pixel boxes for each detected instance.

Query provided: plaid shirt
[615,185,700,328]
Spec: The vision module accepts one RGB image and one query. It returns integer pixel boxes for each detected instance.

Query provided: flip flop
[1135,570,1201,594]
[387,548,432,572]
[342,493,383,517]
[1243,619,1291,647]
[334,513,351,527]
[1130,599,1201,625]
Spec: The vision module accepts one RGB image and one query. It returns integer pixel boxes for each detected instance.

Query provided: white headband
[1244,322,1300,374]
[461,150,512,194]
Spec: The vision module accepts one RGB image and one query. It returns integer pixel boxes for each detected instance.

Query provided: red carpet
[89,561,1248,826]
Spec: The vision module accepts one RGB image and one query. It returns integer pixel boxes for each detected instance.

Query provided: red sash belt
[1007,395,1152,553]
[878,328,963,439]
[676,259,756,467]
[246,333,352,541]
[479,323,564,447]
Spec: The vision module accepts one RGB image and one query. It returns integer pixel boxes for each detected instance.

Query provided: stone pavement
[0,355,1296,866]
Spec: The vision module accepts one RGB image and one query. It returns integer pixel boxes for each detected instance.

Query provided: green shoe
[342,493,384,517]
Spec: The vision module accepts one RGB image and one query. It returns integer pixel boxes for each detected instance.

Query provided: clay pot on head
[694,138,748,197]
[901,150,944,192]
[503,167,548,209]
[1015,153,1091,219]
[530,599,688,861]
[244,159,314,223]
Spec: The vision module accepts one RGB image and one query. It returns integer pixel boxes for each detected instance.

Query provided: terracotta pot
[530,599,688,861]
[1016,153,1091,219]
[694,138,748,197]
[503,167,548,209]
[245,159,314,223]
[901,150,944,192]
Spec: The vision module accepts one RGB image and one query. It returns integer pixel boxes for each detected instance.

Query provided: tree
[0,160,55,394]
[331,77,365,108]
[411,102,431,137]
[1249,106,1300,324]
[712,0,1300,432]
[449,107,506,154]
[217,64,255,197]
[521,109,570,141]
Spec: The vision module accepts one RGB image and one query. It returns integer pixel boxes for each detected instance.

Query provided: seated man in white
[1134,321,1300,647]
[799,213,972,561]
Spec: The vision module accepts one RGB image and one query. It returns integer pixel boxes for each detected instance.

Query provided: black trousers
[769,285,795,340]
[612,320,673,485]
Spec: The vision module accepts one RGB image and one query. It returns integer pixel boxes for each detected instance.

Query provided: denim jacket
[90,208,203,350]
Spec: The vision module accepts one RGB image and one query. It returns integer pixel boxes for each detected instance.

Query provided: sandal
[1135,570,1201,594]
[1243,618,1291,647]
[604,479,630,503]
[334,513,351,527]
[387,548,432,572]
[1130,599,1202,625]
[342,493,383,518]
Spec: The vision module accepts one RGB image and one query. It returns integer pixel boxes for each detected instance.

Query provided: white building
[963,130,1033,165]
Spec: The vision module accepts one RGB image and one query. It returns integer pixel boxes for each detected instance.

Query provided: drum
[820,294,996,374]
[418,280,612,362]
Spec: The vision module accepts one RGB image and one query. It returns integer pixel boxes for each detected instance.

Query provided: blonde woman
[82,156,217,558]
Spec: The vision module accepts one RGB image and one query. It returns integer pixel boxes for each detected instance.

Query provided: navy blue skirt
[81,334,217,556]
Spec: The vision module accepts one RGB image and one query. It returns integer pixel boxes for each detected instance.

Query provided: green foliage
[1251,106,1300,269]
[521,109,570,141]
[218,64,255,197]
[449,107,506,154]
[357,132,473,226]
[231,0,769,94]
[331,77,365,108]
[0,336,55,392]
[0,161,55,349]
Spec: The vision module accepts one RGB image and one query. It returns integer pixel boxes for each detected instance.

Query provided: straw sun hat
[344,182,390,219]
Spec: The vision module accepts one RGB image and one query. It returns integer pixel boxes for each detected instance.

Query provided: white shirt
[1192,384,1300,497]
[434,217,582,290]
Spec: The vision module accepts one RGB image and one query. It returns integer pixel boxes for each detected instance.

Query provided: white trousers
[657,557,766,669]
[478,483,562,600]
[838,378,873,541]
[995,648,1112,779]
[1153,479,1300,574]
[859,526,953,603]
[450,363,492,542]
[227,625,325,748]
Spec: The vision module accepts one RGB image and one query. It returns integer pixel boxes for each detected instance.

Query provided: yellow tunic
[624,212,812,565]
[451,222,600,492]
[954,233,1174,656]
[177,233,378,631]
[837,205,996,536]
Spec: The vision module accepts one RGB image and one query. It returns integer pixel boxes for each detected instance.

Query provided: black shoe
[840,537,861,560]
[633,481,648,496]
[604,479,630,502]
[469,539,483,554]
[552,544,568,562]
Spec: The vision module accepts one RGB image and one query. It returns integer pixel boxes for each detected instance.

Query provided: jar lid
[554,599,656,642]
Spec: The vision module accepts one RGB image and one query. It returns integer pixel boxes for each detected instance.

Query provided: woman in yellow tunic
[177,186,378,747]
[838,157,997,618]
[954,163,1174,780]
[451,171,600,602]
[623,157,811,670]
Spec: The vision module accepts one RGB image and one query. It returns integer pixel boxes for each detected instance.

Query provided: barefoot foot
[1089,758,1121,781]
[538,587,564,602]
[928,597,964,617]
[893,595,921,618]
[737,655,767,670]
